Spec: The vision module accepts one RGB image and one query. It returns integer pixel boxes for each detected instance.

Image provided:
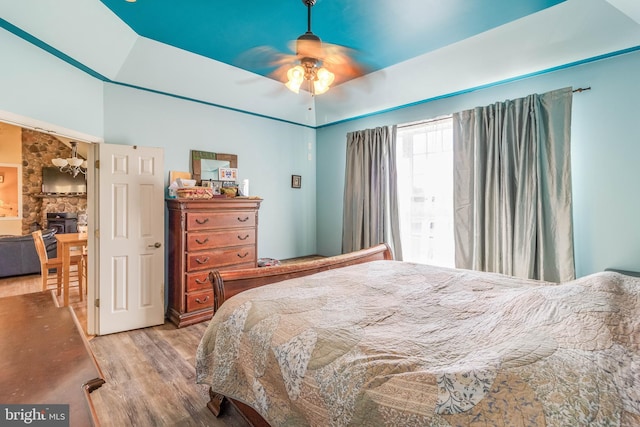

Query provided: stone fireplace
[21,129,87,235]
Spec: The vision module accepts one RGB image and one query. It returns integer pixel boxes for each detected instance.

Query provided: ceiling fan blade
[319,43,372,84]
[235,46,296,73]
[269,63,297,83]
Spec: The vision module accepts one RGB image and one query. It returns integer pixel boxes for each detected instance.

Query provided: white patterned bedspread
[196,261,640,426]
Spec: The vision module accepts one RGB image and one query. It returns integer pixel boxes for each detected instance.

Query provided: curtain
[342,126,403,259]
[453,87,574,282]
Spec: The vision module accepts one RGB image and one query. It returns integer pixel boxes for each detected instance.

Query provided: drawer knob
[237,234,249,241]
[196,256,210,264]
[237,252,249,259]
[195,295,210,304]
[237,216,249,222]
[196,218,210,225]
[195,277,208,284]
[195,237,209,245]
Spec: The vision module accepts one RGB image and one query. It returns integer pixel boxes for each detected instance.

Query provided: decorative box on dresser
[166,198,262,327]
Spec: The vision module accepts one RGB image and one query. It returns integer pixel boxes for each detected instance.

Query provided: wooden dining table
[55,232,88,307]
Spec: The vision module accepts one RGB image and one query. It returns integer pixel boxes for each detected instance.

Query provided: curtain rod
[401,87,592,129]
[397,115,452,129]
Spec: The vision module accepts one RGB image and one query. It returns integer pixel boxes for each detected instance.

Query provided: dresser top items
[168,151,259,199]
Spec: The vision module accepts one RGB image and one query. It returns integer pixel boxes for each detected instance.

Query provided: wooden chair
[81,245,88,296]
[31,230,85,301]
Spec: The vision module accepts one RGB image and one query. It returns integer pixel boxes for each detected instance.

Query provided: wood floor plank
[89,323,250,426]
[130,328,210,421]
[91,331,194,425]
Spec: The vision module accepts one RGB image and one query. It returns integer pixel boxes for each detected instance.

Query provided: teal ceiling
[100,0,565,80]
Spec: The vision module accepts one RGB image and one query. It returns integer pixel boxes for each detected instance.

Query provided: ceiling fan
[239,0,368,96]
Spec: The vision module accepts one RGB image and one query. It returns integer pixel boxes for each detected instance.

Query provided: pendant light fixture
[51,141,87,177]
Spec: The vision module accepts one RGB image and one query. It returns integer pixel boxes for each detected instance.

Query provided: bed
[195,244,640,426]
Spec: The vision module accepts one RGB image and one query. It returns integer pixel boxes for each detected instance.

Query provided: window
[396,117,454,267]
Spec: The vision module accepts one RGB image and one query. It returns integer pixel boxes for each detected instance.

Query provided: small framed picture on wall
[291,175,301,189]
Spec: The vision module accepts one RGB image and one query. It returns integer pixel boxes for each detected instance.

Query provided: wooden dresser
[166,198,262,327]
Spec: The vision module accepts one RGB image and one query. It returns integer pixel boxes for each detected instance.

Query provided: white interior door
[95,143,165,335]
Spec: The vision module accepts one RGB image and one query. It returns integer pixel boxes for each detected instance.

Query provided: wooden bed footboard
[205,243,393,425]
[208,243,393,312]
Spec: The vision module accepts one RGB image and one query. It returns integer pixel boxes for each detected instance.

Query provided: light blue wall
[0,27,317,261]
[0,29,103,137]
[316,51,640,277]
[103,84,317,260]
[4,22,639,278]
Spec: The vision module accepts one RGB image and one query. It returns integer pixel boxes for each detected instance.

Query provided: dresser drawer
[187,229,256,251]
[186,290,213,312]
[186,271,211,292]
[185,261,258,292]
[187,246,256,271]
[186,211,256,231]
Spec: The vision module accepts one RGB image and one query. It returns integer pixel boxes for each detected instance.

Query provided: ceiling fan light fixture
[285,65,305,94]
[313,67,335,95]
[281,0,338,96]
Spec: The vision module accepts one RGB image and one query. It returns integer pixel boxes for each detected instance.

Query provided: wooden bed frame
[205,243,393,426]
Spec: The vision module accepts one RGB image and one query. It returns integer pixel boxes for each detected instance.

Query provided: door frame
[0,110,104,334]
[86,142,98,335]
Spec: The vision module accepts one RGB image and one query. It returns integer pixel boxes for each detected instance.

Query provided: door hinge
[94,229,100,238]
[95,160,100,169]
[95,299,100,308]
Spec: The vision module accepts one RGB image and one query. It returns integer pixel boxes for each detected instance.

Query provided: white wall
[316,51,640,278]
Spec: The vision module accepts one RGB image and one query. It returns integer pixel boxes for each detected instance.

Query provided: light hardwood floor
[89,321,250,426]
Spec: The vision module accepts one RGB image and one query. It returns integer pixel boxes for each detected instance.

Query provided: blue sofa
[0,229,57,278]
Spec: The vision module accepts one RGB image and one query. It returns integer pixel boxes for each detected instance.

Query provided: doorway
[0,121,93,334]
[1,112,167,337]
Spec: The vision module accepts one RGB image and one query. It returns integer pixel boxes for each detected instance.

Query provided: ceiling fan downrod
[303,0,317,33]
[296,0,321,65]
